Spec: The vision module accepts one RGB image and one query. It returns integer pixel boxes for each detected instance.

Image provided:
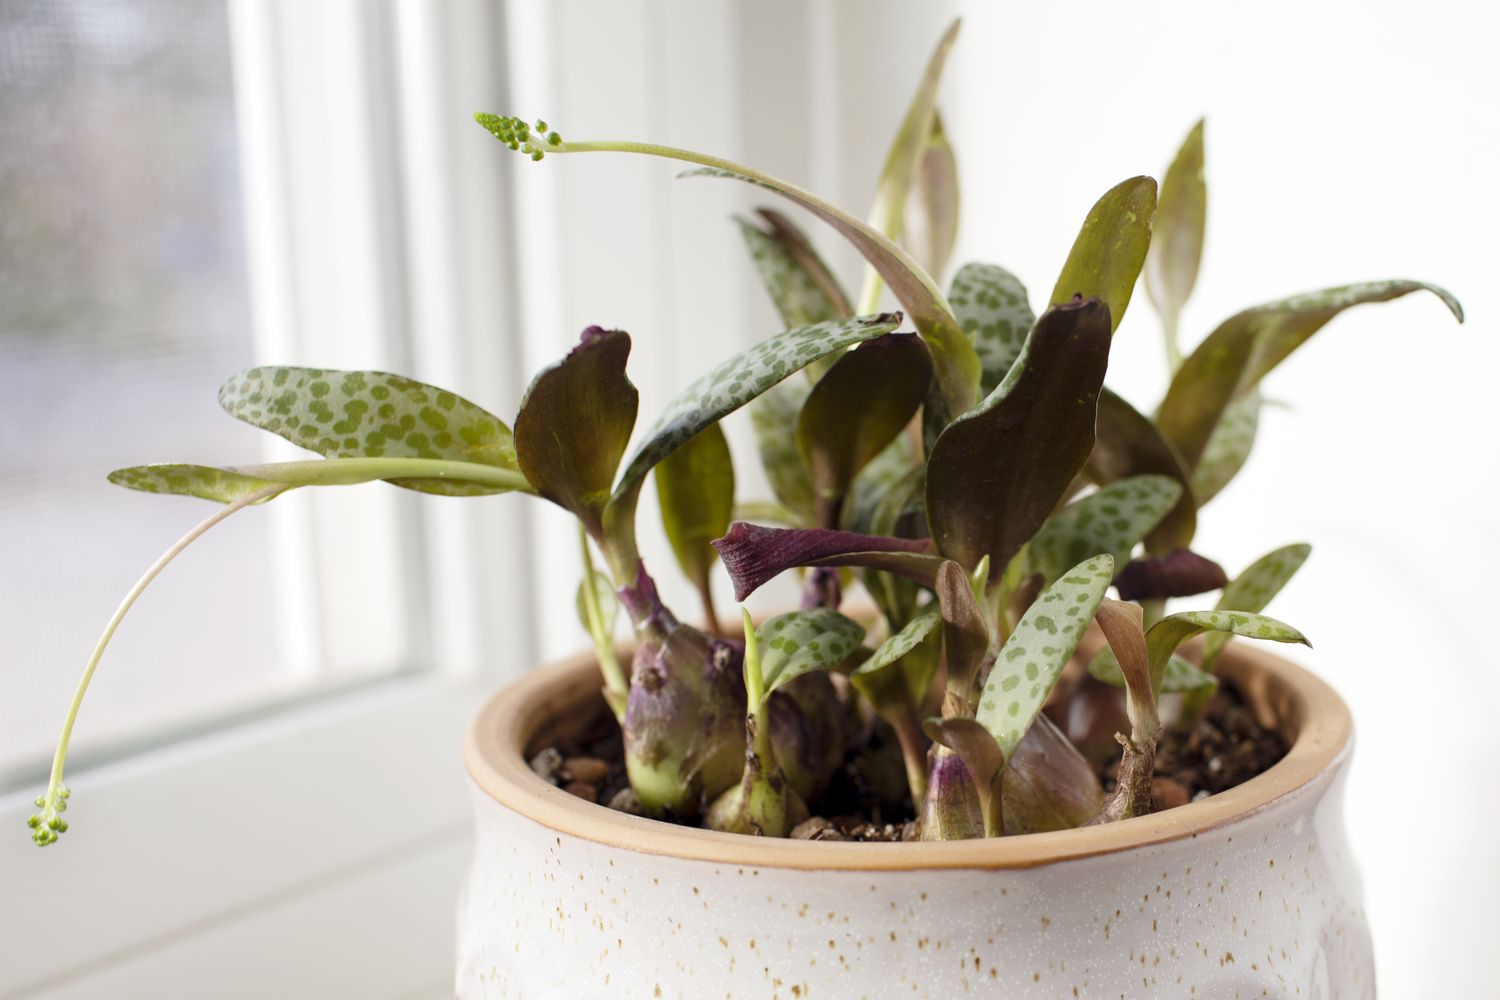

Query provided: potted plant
[27,20,1460,998]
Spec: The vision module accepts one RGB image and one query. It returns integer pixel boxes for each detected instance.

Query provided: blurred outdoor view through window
[0,2,382,776]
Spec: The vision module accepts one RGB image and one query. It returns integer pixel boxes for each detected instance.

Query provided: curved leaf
[1202,543,1311,670]
[218,366,518,497]
[654,423,735,596]
[977,554,1115,758]
[1113,549,1228,601]
[857,18,962,311]
[1025,475,1182,586]
[1146,119,1206,359]
[1093,598,1160,744]
[756,609,866,697]
[926,297,1112,577]
[515,328,638,532]
[923,716,1005,835]
[1087,388,1197,550]
[949,262,1035,395]
[713,522,939,601]
[1089,647,1215,694]
[1159,280,1464,469]
[937,560,991,702]
[612,314,901,507]
[1191,391,1259,504]
[1147,610,1308,697]
[850,609,942,710]
[736,210,850,329]
[108,464,283,504]
[797,334,931,517]
[110,457,531,501]
[1048,176,1158,332]
[908,112,960,281]
[749,381,817,523]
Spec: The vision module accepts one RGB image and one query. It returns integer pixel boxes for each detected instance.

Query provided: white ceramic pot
[459,645,1372,999]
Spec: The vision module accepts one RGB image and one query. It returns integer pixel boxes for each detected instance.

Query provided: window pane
[0,1,398,776]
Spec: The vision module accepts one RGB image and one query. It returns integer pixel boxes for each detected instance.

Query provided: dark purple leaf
[712,522,937,601]
[1113,549,1228,601]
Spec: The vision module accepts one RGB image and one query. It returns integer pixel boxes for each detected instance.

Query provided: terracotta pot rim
[462,643,1351,871]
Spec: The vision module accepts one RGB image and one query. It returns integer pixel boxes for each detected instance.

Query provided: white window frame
[0,2,535,996]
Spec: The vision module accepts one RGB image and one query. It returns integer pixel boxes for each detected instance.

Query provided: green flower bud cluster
[26,785,70,846]
[473,113,563,160]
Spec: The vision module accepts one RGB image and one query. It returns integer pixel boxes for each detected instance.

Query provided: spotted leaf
[110,457,530,502]
[1147,610,1308,697]
[1048,176,1157,332]
[108,464,282,504]
[1159,280,1464,470]
[749,381,817,523]
[1088,647,1215,694]
[850,609,942,710]
[1190,391,1259,505]
[613,314,901,507]
[1025,475,1182,587]
[736,210,850,329]
[926,297,1112,578]
[1202,543,1311,671]
[756,609,867,699]
[218,366,518,497]
[977,554,1114,758]
[1086,388,1197,551]
[949,262,1035,395]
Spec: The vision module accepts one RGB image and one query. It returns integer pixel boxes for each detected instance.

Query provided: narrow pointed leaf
[937,560,991,700]
[1202,543,1311,670]
[1048,176,1158,332]
[797,334,932,512]
[851,609,943,709]
[1025,475,1182,587]
[749,381,817,522]
[907,111,959,281]
[1191,391,1259,504]
[654,423,735,595]
[1147,610,1308,697]
[1087,388,1197,550]
[218,366,519,497]
[926,297,1112,577]
[1145,119,1206,330]
[514,328,638,532]
[1159,280,1464,469]
[108,464,284,504]
[858,18,962,311]
[949,262,1035,395]
[612,314,901,507]
[756,609,866,697]
[736,211,849,328]
[712,522,939,601]
[977,554,1115,758]
[1089,647,1216,695]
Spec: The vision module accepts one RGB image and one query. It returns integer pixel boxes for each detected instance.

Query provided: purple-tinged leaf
[712,522,939,601]
[907,111,960,282]
[796,334,932,521]
[1000,713,1104,834]
[1087,389,1197,550]
[1158,280,1464,470]
[923,716,1004,837]
[1048,176,1158,332]
[1089,598,1159,823]
[1113,548,1228,601]
[514,327,638,534]
[926,297,1112,577]
[936,560,990,705]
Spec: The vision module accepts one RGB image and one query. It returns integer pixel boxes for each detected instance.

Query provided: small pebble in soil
[561,756,610,785]
[529,747,563,782]
[562,781,597,803]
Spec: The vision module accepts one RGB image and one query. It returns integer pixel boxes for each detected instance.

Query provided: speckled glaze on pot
[459,645,1372,999]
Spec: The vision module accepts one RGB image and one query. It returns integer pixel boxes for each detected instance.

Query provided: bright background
[1,1,1495,997]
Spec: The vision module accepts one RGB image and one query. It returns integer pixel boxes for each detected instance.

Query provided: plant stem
[741,609,772,768]
[1163,313,1182,373]
[888,703,929,805]
[697,580,722,638]
[32,483,291,842]
[578,523,628,718]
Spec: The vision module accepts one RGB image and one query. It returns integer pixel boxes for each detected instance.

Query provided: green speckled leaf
[108,464,282,503]
[1025,475,1182,586]
[219,366,518,497]
[851,609,942,709]
[1191,392,1259,504]
[977,553,1114,758]
[1146,120,1206,339]
[736,211,849,329]
[749,381,817,523]
[797,334,931,515]
[1147,610,1308,696]
[756,608,866,698]
[1087,389,1197,551]
[654,423,735,595]
[1202,543,1311,670]
[926,298,1112,577]
[949,262,1035,395]
[1048,176,1157,333]
[515,329,638,531]
[684,166,979,417]
[858,18,961,311]
[1088,647,1216,694]
[1159,280,1464,470]
[612,314,901,507]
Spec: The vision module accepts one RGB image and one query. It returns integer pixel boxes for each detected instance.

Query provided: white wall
[517,1,1498,995]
